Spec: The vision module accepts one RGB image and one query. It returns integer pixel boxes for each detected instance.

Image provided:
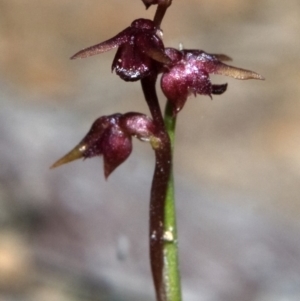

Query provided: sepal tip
[50,145,84,169]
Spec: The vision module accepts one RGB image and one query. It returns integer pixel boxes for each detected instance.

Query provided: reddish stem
[141,76,172,301]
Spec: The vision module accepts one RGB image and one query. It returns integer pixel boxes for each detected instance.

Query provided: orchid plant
[51,1,263,301]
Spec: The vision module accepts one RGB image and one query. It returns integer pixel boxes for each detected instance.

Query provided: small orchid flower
[161,48,264,114]
[51,113,157,178]
[71,19,171,81]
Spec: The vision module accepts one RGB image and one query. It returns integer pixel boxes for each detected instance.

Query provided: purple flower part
[80,115,120,158]
[112,42,153,81]
[136,31,171,65]
[164,47,183,62]
[182,49,263,80]
[50,114,122,170]
[71,29,130,60]
[71,18,170,81]
[101,126,132,179]
[161,48,264,114]
[161,50,216,114]
[111,19,170,81]
[119,112,157,141]
[76,113,133,178]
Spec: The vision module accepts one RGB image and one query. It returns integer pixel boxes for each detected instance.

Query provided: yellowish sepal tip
[50,144,84,169]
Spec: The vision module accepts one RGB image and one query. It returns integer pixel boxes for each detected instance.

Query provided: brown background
[1,1,300,301]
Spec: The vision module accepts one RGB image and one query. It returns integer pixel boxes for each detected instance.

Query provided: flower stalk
[141,76,172,301]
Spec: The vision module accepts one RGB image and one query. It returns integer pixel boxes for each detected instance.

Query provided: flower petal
[102,128,132,178]
[144,46,172,65]
[161,67,189,114]
[70,28,130,59]
[136,34,171,65]
[213,63,265,80]
[50,144,84,169]
[112,44,152,81]
[119,112,157,141]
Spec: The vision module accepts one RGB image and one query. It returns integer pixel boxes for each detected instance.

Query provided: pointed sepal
[50,145,84,169]
[70,29,130,59]
[212,63,265,80]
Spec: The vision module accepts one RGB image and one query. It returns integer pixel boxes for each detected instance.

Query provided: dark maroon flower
[71,19,171,81]
[51,113,158,178]
[161,48,264,114]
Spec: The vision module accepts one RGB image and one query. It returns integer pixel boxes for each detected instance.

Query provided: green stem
[163,100,182,301]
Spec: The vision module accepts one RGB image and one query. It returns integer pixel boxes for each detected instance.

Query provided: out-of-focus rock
[0,230,33,292]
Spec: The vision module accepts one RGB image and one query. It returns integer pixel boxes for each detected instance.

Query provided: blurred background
[1,0,300,300]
